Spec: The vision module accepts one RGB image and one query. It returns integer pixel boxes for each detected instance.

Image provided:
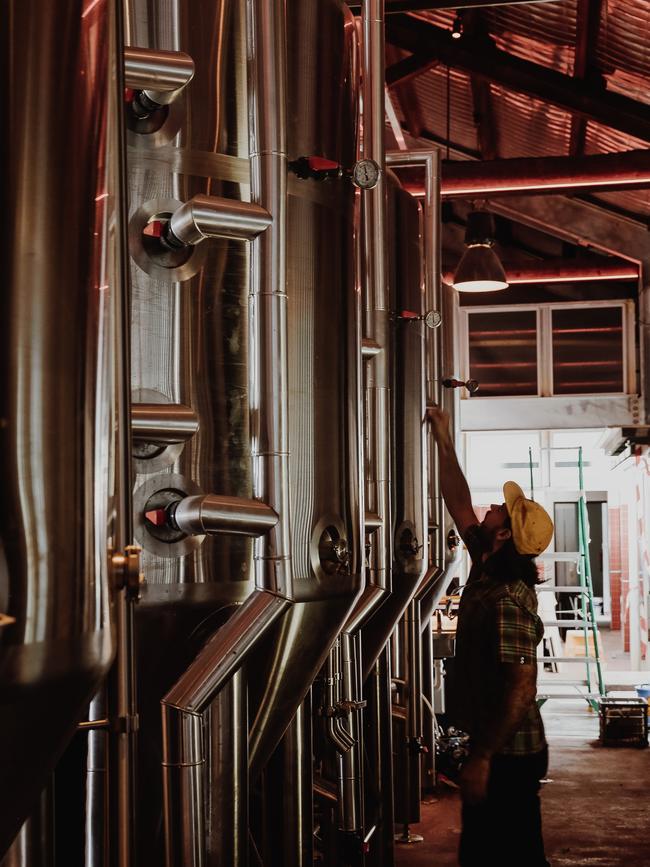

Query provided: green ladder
[531,446,606,710]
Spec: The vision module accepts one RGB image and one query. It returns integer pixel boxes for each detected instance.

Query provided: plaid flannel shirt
[452,525,546,757]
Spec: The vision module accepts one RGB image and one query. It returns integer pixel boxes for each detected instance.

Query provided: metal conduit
[160,1,291,863]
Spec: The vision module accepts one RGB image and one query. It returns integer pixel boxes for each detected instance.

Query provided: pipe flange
[129,198,208,282]
[133,474,203,559]
[126,95,185,148]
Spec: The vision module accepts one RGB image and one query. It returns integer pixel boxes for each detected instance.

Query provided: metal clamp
[112,545,144,600]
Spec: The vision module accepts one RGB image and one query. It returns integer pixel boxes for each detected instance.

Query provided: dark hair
[483,538,541,588]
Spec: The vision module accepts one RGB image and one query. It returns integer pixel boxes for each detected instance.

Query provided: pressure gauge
[352,159,381,190]
[424,310,442,330]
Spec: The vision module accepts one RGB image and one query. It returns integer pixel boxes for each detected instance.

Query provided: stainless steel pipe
[160,1,291,861]
[131,403,199,444]
[338,632,364,834]
[172,494,278,537]
[124,46,194,105]
[167,195,272,246]
[248,0,291,600]
[161,591,289,867]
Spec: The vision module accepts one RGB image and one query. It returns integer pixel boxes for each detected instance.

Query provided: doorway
[553,500,608,620]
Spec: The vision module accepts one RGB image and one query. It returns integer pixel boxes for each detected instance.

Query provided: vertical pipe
[161,709,205,867]
[282,696,314,867]
[207,672,248,867]
[339,633,364,835]
[248,0,291,599]
[401,599,423,825]
[86,693,110,867]
[364,649,395,867]
[420,620,436,793]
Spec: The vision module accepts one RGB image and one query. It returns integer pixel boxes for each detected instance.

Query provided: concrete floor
[395,700,650,866]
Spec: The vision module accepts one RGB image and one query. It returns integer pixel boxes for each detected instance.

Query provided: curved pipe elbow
[124,46,195,106]
[168,195,272,246]
[172,494,279,538]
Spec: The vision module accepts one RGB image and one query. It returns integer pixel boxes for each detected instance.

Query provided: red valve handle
[399,310,420,320]
[145,509,168,526]
[307,156,340,172]
[143,220,165,238]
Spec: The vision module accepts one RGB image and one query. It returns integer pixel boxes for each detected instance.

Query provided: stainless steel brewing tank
[248,0,363,778]
[0,0,121,857]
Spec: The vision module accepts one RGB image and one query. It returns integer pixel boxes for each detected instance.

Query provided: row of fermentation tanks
[1,0,461,865]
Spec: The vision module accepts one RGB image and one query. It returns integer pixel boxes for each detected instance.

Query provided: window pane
[552,307,623,395]
[467,310,538,397]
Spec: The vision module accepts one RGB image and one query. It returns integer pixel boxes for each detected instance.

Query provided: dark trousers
[459,747,549,867]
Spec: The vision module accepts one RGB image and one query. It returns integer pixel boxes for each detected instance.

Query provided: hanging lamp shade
[452,210,509,293]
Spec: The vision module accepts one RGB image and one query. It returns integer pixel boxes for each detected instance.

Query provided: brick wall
[608,507,622,631]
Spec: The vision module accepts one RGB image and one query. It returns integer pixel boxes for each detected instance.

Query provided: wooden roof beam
[386,14,650,142]
[569,0,603,156]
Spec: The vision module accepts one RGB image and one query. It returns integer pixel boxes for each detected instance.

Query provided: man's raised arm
[426,405,478,539]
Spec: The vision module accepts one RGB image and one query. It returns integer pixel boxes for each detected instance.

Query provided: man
[427,405,554,867]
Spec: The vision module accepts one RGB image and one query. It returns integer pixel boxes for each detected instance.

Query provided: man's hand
[425,404,451,444]
[459,754,491,806]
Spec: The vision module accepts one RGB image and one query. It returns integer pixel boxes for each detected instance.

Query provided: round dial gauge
[424,310,442,330]
[352,159,381,190]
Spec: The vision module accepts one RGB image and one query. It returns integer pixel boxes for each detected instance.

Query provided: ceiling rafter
[464,10,498,160]
[569,0,603,156]
[386,13,650,143]
[386,45,426,138]
[386,52,439,87]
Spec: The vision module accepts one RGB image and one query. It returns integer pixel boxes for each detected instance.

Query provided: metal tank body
[0,0,124,858]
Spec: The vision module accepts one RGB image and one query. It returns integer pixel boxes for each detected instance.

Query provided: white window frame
[459,300,634,399]
[461,306,541,399]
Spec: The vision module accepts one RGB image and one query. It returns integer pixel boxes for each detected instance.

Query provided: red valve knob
[145,509,168,526]
[307,156,340,173]
[143,220,165,238]
[399,310,420,320]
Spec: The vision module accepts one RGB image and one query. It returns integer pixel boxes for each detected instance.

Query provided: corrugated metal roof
[391,0,650,222]
[492,86,572,158]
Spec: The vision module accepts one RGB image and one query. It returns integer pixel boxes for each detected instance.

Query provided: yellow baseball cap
[503,481,554,556]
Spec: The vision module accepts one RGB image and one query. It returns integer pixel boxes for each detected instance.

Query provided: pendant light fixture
[452,210,509,293]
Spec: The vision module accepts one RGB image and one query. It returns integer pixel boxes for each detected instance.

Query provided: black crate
[598,698,648,748]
